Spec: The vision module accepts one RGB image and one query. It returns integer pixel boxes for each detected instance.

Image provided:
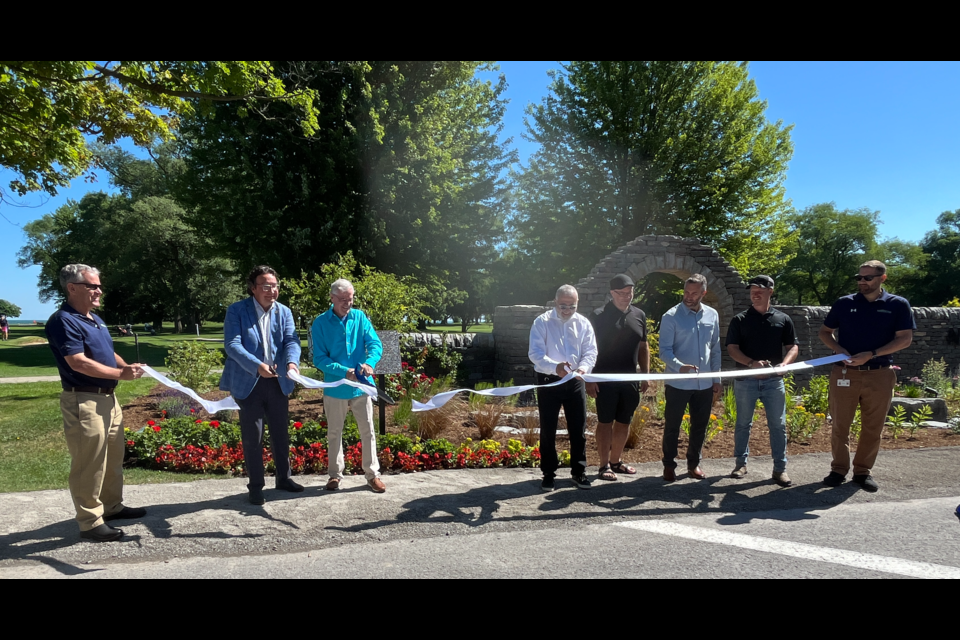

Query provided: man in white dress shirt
[528,285,598,492]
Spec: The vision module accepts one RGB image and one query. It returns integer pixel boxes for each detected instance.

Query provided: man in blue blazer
[221,265,304,505]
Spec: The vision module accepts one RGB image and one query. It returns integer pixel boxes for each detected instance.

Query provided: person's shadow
[0,484,328,576]
[325,471,860,534]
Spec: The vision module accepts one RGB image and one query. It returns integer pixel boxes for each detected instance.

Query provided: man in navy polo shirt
[45,264,147,542]
[819,260,914,493]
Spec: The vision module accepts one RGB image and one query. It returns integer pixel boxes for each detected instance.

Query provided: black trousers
[662,385,714,470]
[236,377,292,489]
[536,374,588,478]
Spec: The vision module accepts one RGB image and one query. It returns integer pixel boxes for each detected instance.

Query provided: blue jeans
[733,378,787,472]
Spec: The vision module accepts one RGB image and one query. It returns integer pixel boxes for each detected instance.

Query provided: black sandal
[610,460,637,475]
[598,464,617,481]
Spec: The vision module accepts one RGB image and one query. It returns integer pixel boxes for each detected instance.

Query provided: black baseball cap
[746,275,775,289]
[609,274,635,290]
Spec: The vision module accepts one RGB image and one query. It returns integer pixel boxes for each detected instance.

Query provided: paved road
[2,448,959,578]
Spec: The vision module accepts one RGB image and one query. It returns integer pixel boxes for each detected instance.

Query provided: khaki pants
[324,395,380,481]
[828,367,896,476]
[60,391,125,531]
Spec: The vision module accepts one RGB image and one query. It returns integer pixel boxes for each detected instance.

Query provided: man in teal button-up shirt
[311,278,385,493]
[658,274,721,482]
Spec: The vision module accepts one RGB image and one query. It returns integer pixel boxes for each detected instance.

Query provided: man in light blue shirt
[658,273,721,482]
[312,278,385,493]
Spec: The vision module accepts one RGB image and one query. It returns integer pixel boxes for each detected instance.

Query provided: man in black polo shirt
[726,275,799,486]
[46,264,147,542]
[818,260,914,493]
[587,274,649,482]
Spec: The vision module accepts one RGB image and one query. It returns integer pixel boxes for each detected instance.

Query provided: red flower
[195,419,202,424]
[190,408,195,413]
[210,420,220,428]
[293,421,303,430]
[126,440,135,446]
[152,426,161,432]
[147,420,155,426]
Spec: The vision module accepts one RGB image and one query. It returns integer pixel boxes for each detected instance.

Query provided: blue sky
[3,61,959,320]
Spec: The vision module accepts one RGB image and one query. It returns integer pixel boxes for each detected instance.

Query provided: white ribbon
[411,354,850,412]
[287,371,380,400]
[141,365,241,413]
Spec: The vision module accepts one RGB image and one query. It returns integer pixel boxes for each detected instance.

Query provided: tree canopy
[16,145,240,329]
[774,202,926,305]
[0,299,21,317]
[499,61,794,304]
[0,61,320,201]
[180,61,513,321]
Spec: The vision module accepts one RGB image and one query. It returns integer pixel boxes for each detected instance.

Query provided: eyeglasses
[258,284,280,292]
[854,275,879,282]
[557,304,577,311]
[72,282,102,292]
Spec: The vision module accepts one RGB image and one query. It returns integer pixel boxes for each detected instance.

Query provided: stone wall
[401,332,496,383]
[492,305,550,385]
[779,305,960,386]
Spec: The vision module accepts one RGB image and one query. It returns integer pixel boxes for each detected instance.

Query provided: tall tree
[775,203,881,305]
[180,61,513,320]
[17,147,240,329]
[0,61,320,203]
[905,209,960,305]
[502,61,794,304]
[0,299,21,317]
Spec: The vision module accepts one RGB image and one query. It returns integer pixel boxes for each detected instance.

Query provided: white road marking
[616,520,960,579]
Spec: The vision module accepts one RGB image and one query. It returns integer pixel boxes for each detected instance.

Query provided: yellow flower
[683,414,690,419]
[641,406,650,412]
[710,414,717,420]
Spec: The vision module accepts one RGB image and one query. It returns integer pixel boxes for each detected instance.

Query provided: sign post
[373,331,401,436]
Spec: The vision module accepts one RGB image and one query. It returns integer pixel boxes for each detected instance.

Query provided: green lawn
[0,379,216,493]
[0,323,255,378]
[423,322,493,334]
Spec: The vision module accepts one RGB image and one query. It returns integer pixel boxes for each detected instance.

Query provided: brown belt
[833,364,890,371]
[62,386,115,395]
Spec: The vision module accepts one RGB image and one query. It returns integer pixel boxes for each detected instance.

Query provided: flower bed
[125,417,543,477]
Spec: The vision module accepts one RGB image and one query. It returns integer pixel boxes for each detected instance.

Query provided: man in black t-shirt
[725,275,799,487]
[588,274,649,482]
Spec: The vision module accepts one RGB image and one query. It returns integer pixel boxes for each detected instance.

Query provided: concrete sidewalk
[0,376,61,383]
[3,446,959,575]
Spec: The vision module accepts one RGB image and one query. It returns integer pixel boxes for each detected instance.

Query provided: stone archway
[575,236,752,364]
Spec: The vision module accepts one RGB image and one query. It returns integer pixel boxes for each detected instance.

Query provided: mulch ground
[121,384,960,470]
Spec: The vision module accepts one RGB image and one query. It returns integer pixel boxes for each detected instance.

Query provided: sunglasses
[557,304,577,311]
[72,282,103,291]
[854,275,880,282]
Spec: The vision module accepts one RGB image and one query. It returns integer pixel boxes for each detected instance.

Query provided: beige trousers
[60,391,125,531]
[324,395,380,481]
[828,367,896,476]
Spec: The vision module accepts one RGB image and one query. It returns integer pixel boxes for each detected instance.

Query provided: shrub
[800,376,829,415]
[165,341,223,393]
[515,412,540,447]
[625,404,651,449]
[472,404,504,440]
[921,357,950,396]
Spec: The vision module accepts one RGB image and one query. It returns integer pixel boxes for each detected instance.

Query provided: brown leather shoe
[368,477,386,493]
[663,468,676,482]
[325,477,341,491]
[688,466,706,480]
